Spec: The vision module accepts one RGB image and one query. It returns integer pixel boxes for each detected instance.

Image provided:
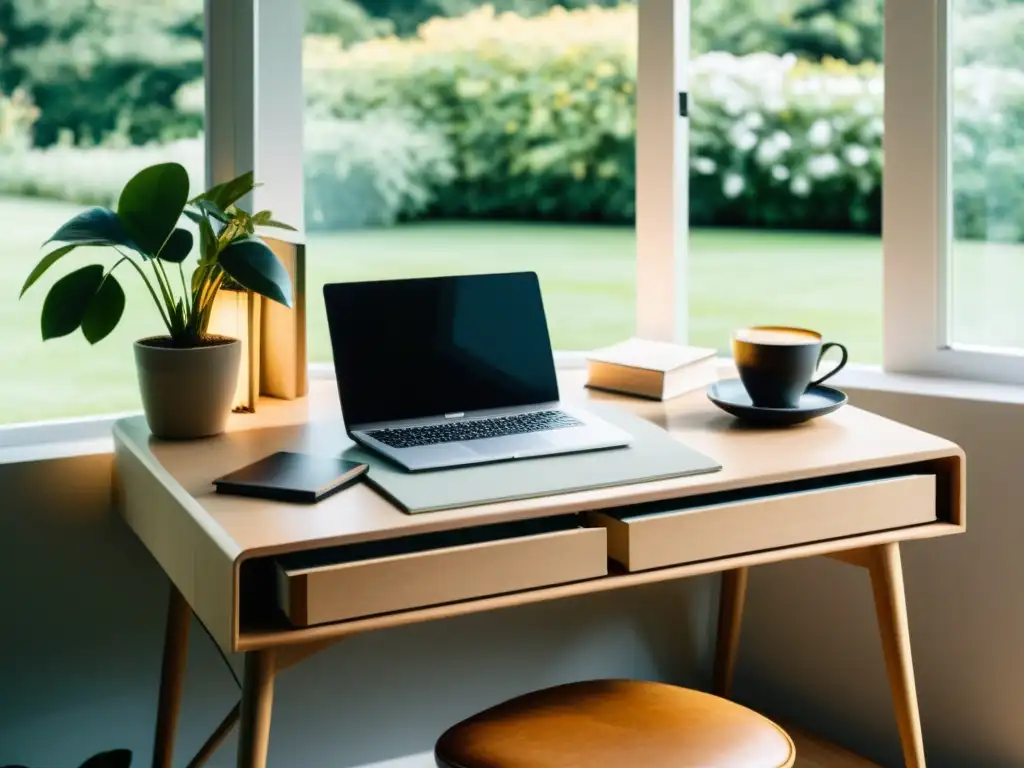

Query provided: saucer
[707,379,847,426]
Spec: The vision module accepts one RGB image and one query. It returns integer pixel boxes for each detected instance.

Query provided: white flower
[693,156,717,175]
[730,127,758,152]
[723,173,745,199]
[743,112,764,131]
[790,175,811,197]
[771,131,792,152]
[808,154,841,179]
[808,119,833,148]
[844,145,870,167]
[772,165,790,182]
[756,138,783,166]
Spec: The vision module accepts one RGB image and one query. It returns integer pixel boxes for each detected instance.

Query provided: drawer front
[277,527,607,627]
[588,474,936,572]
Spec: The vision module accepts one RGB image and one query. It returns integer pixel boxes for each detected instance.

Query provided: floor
[362,726,882,767]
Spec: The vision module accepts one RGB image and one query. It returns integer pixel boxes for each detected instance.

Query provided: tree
[0,0,203,147]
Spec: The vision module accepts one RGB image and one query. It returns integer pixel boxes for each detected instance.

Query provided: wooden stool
[435,679,795,768]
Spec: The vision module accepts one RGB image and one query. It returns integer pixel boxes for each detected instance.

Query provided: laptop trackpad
[468,434,552,457]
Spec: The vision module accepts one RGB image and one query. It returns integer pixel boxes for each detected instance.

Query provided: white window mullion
[204,0,304,230]
[882,0,946,375]
[636,0,689,344]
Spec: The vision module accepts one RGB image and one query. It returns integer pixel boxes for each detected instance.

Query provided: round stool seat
[435,679,795,768]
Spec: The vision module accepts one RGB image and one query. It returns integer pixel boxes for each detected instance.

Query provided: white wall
[736,386,1024,768]
[0,386,1015,767]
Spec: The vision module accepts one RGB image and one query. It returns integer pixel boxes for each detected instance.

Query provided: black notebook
[213,451,369,504]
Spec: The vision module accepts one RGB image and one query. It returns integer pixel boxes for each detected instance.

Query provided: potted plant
[20,162,295,439]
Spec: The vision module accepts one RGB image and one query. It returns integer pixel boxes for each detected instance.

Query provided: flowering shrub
[305,4,637,221]
[0,137,204,205]
[689,53,883,232]
[306,4,1024,239]
[305,112,457,229]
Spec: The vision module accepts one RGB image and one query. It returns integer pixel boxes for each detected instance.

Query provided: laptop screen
[324,273,560,427]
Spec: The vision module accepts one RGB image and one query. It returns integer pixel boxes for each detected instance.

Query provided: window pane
[688,1,883,363]
[0,3,205,425]
[303,0,636,360]
[949,0,1024,350]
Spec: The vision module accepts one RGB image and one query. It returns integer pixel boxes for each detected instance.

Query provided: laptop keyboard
[366,410,582,449]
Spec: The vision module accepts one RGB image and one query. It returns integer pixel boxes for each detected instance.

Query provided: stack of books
[586,338,718,401]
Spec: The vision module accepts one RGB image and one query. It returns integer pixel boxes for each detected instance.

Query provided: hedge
[305,4,638,222]
[0,113,455,230]
[307,3,1024,240]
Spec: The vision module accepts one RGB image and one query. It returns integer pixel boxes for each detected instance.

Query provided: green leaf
[183,209,205,227]
[158,228,194,263]
[218,238,293,308]
[198,218,218,264]
[117,162,190,256]
[195,199,229,223]
[44,207,137,249]
[78,749,133,768]
[82,273,126,344]
[251,210,297,231]
[41,265,105,340]
[261,219,297,232]
[21,244,78,297]
[195,170,258,209]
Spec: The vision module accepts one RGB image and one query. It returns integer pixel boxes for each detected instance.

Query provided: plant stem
[150,258,176,317]
[178,262,190,315]
[111,251,173,335]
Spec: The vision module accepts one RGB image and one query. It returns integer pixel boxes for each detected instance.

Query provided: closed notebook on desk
[214,452,368,503]
[343,403,720,514]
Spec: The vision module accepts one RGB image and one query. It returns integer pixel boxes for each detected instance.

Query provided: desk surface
[115,371,961,558]
[113,371,965,652]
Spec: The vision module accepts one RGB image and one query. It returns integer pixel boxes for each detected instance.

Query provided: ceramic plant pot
[134,336,241,440]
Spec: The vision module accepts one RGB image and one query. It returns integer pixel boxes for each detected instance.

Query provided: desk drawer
[587,474,935,572]
[275,518,607,627]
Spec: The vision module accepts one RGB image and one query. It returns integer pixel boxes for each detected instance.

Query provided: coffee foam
[734,327,820,345]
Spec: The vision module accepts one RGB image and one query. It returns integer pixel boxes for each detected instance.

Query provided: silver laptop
[324,272,632,471]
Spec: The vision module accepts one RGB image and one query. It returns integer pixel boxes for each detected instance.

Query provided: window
[5,0,1019,432]
[886,0,1024,383]
[301,0,638,359]
[686,2,884,362]
[0,2,205,425]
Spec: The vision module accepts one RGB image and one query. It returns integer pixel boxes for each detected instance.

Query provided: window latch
[679,92,688,118]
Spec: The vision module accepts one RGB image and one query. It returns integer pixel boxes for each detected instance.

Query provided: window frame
[636,0,690,343]
[884,0,1024,384]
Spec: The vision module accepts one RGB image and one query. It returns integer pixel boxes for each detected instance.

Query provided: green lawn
[3,196,1021,426]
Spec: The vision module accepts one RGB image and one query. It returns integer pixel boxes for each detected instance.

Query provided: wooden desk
[113,372,965,768]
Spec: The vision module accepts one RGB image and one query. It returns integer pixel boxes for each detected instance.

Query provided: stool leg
[866,543,926,768]
[713,567,748,698]
[237,650,276,768]
[153,583,191,768]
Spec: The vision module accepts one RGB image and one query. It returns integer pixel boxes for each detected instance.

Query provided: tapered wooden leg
[237,650,276,768]
[866,543,926,768]
[153,584,191,768]
[713,567,749,698]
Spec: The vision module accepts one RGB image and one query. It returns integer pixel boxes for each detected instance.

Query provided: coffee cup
[732,326,848,408]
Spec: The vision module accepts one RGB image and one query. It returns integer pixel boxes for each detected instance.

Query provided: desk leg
[237,650,276,768]
[154,584,191,768]
[866,543,926,768]
[712,567,748,698]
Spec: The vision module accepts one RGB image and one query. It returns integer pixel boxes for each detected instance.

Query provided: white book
[586,338,719,401]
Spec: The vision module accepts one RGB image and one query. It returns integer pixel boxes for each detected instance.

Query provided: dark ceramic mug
[732,326,848,408]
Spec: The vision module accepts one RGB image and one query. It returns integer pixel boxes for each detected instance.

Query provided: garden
[2,0,1024,423]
